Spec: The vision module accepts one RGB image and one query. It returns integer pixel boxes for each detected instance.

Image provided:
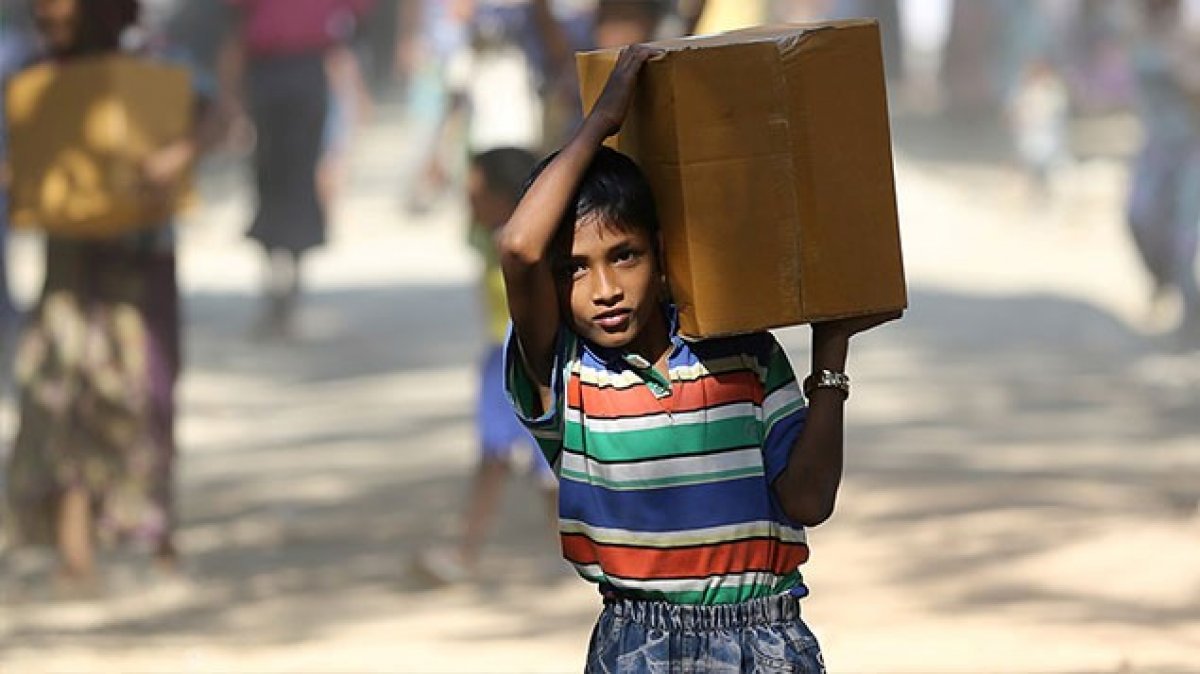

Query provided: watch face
[804,370,850,399]
[818,371,848,387]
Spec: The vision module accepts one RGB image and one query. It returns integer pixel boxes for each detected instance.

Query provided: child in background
[1008,57,1070,206]
[498,46,899,671]
[415,147,557,585]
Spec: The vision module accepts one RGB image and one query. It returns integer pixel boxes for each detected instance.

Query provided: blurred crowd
[0,0,1199,595]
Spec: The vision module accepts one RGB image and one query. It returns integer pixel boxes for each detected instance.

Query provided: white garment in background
[446,41,544,152]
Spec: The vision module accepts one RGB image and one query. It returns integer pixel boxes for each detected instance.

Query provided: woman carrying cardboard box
[3,0,220,593]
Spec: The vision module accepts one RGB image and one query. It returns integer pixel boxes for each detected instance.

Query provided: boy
[499,45,899,670]
[416,147,557,584]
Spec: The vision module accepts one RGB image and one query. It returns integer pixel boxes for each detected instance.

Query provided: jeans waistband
[603,592,803,632]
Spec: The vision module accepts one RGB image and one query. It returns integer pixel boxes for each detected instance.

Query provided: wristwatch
[803,369,850,400]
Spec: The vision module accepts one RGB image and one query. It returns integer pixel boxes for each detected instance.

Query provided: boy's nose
[592,268,623,305]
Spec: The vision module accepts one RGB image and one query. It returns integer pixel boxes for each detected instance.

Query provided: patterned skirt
[4,239,180,548]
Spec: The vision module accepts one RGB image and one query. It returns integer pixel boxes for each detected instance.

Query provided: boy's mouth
[594,308,633,332]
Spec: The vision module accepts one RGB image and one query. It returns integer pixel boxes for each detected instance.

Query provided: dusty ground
[1,102,1198,673]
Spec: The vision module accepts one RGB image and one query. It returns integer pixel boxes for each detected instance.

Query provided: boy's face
[556,217,664,353]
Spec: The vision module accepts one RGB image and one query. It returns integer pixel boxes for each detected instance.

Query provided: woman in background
[4,0,218,592]
[222,0,374,339]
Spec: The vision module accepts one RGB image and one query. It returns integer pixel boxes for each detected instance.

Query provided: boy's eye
[613,248,640,265]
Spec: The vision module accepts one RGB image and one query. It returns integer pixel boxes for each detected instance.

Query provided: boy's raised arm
[773,310,902,526]
[498,45,659,391]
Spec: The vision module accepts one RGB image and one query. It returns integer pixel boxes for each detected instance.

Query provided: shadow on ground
[182,282,483,383]
[4,279,1199,653]
[798,287,1200,631]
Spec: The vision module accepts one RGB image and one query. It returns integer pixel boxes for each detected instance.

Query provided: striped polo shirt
[505,308,811,605]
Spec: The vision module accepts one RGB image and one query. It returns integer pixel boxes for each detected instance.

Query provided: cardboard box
[577,20,906,338]
[4,55,193,238]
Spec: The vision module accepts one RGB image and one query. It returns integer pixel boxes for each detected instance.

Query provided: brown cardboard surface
[577,20,906,338]
[4,55,193,238]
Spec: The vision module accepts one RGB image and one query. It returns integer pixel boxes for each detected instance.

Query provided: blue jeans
[585,593,826,673]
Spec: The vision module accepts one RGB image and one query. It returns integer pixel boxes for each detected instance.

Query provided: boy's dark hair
[525,146,661,256]
[471,147,540,205]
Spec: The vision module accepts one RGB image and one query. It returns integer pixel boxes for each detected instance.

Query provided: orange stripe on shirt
[571,370,763,419]
[567,374,584,409]
[562,534,809,579]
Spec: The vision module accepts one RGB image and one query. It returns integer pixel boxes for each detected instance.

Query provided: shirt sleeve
[503,325,571,473]
[759,333,808,485]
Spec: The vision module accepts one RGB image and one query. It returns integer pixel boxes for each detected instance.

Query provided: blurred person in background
[405,0,700,214]
[530,0,599,151]
[357,0,403,92]
[941,0,1040,117]
[391,0,427,94]
[1060,0,1135,117]
[399,0,472,214]
[221,0,374,340]
[685,0,760,35]
[407,1,555,580]
[1007,55,1071,207]
[319,37,374,214]
[0,0,37,352]
[164,0,235,72]
[414,147,558,584]
[593,0,667,47]
[407,0,545,213]
[1126,0,1200,348]
[535,0,707,149]
[3,0,221,592]
[545,0,707,140]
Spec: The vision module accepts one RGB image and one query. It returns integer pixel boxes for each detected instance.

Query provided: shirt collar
[582,303,684,370]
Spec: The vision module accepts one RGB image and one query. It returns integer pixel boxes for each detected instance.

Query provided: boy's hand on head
[590,44,664,138]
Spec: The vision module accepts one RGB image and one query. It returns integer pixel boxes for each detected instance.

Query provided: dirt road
[2,105,1198,673]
